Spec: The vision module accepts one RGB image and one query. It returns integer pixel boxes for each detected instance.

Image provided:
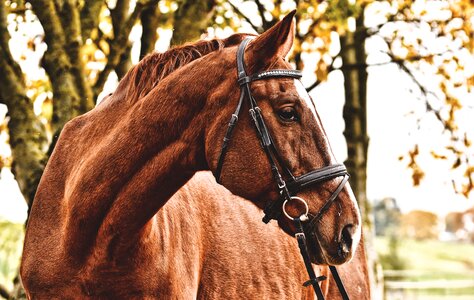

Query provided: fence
[384,270,474,300]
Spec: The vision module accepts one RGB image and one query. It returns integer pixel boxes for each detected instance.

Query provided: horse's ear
[245,10,296,73]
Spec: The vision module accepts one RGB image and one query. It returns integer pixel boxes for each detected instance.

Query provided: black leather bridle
[215,37,350,300]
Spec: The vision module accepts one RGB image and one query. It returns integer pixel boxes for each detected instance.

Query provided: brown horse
[179,172,370,299]
[111,171,368,299]
[21,11,363,298]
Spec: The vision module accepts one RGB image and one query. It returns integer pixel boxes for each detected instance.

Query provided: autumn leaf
[452,158,462,169]
[412,168,425,186]
[430,151,448,160]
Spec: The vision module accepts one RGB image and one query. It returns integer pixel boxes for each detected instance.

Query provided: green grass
[375,237,474,280]
[0,221,24,291]
[375,236,474,299]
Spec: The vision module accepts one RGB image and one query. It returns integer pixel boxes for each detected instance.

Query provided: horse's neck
[48,68,214,261]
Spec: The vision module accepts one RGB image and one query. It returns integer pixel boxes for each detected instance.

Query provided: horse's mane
[125,34,248,102]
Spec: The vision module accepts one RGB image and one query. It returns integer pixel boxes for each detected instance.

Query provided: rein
[215,37,350,300]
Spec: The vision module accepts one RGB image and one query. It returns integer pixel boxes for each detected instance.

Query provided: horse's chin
[306,232,353,266]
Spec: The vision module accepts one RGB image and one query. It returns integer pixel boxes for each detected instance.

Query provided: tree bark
[140,2,159,58]
[340,11,383,299]
[80,0,103,41]
[30,0,82,132]
[170,0,216,46]
[341,21,369,219]
[0,2,48,207]
[59,0,95,112]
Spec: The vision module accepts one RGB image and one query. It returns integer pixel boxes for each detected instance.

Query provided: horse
[21,11,363,298]
[112,171,368,299]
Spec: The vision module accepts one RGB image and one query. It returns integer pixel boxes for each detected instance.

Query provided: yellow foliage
[430,151,448,160]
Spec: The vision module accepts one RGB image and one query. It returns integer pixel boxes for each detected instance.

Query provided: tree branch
[306,57,337,92]
[0,1,49,206]
[386,51,448,132]
[254,0,271,30]
[60,0,95,112]
[80,0,103,41]
[30,0,82,131]
[93,2,145,95]
[115,42,133,79]
[0,2,22,79]
[170,0,217,46]
[341,47,460,70]
[111,0,130,38]
[305,79,322,92]
[140,2,159,58]
[228,0,261,33]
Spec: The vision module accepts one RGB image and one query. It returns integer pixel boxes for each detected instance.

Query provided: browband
[238,69,302,85]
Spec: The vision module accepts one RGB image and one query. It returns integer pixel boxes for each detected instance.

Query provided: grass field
[375,237,474,279]
[375,236,474,299]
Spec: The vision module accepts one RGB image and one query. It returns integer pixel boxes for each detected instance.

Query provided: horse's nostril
[340,224,355,254]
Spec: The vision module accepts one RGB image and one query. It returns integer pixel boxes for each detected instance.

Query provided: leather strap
[329,266,350,300]
[238,69,302,85]
[287,164,348,192]
[216,37,301,186]
[295,217,351,300]
[295,217,326,300]
[306,174,350,233]
[215,39,253,183]
[215,90,245,183]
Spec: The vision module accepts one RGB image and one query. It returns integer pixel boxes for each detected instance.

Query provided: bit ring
[283,196,309,221]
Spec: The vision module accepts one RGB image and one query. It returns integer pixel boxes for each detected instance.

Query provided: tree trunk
[0,2,49,208]
[170,0,216,46]
[140,2,160,58]
[30,0,84,133]
[340,11,383,299]
[341,21,369,219]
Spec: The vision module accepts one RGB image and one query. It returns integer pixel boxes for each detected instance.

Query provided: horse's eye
[278,107,298,122]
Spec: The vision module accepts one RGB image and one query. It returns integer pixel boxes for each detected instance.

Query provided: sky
[1,3,473,223]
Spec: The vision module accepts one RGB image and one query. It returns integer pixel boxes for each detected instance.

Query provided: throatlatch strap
[215,91,246,183]
[215,38,253,183]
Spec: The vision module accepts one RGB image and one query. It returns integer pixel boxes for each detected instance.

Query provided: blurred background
[0,0,473,299]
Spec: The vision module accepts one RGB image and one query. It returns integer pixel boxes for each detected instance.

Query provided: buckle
[238,76,252,86]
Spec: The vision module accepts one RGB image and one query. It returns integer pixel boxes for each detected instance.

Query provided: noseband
[215,37,351,300]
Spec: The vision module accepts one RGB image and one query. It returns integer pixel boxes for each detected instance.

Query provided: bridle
[215,37,351,300]
[215,37,351,299]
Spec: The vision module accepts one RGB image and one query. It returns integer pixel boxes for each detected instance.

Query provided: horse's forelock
[124,34,248,103]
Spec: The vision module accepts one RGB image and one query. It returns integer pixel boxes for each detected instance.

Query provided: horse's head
[204,11,361,265]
